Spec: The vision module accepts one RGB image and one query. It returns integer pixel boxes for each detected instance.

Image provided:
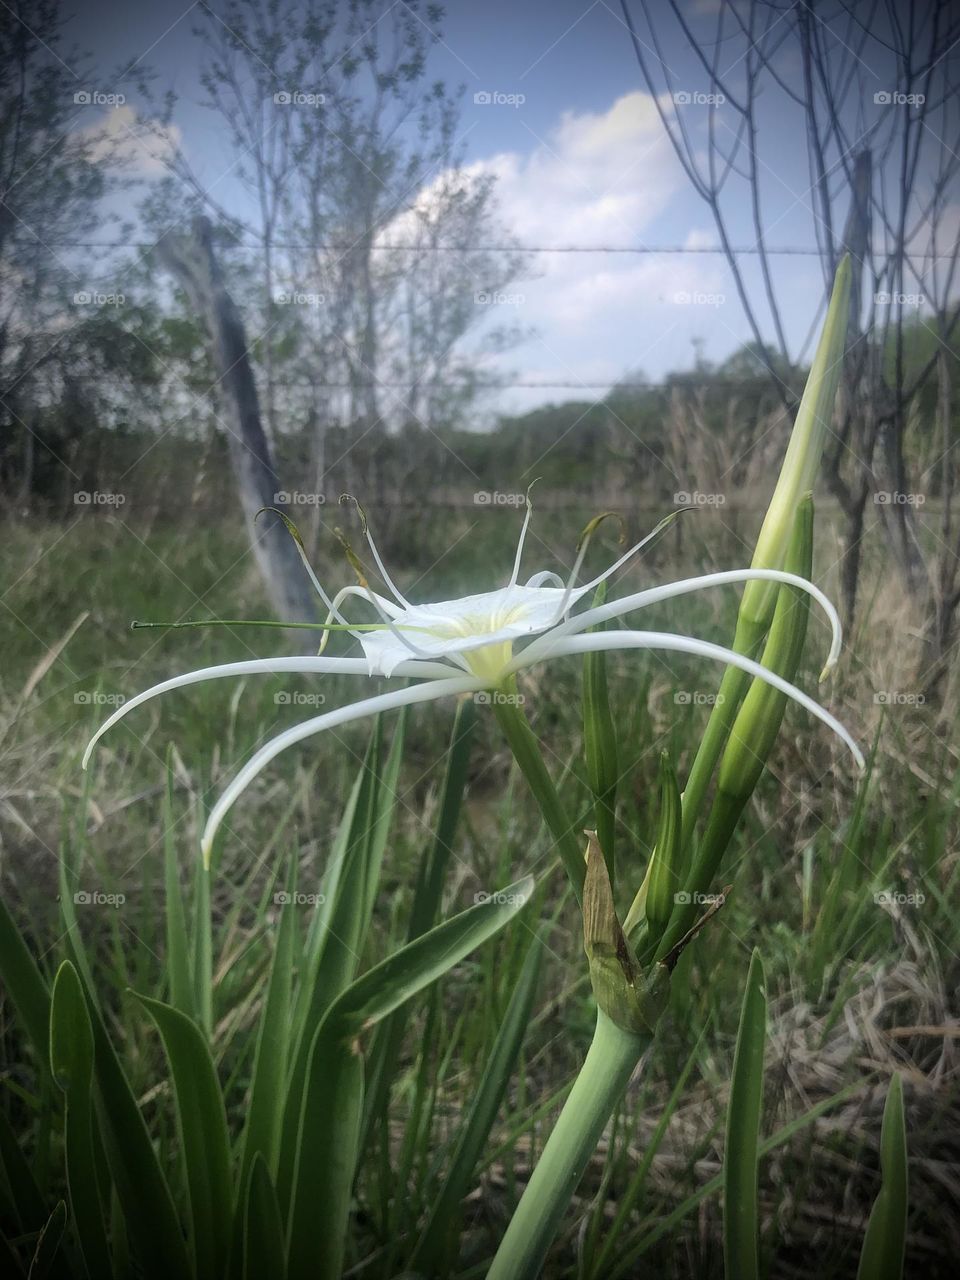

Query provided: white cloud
[77,105,180,177]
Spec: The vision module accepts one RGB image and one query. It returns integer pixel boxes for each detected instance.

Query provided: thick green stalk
[487,1010,648,1280]
[494,698,585,903]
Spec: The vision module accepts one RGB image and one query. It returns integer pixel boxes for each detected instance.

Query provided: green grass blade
[242,1155,287,1280]
[0,896,51,1076]
[49,962,110,1279]
[135,993,233,1279]
[286,876,533,1280]
[0,1107,47,1236]
[411,930,543,1276]
[360,697,477,1151]
[163,753,195,1018]
[723,949,766,1280]
[27,1199,66,1280]
[857,1073,908,1280]
[61,932,192,1280]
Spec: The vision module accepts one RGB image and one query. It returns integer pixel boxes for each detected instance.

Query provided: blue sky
[64,1,940,414]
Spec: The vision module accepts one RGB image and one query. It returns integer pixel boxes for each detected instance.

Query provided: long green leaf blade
[135,993,233,1279]
[723,948,766,1280]
[857,1073,908,1280]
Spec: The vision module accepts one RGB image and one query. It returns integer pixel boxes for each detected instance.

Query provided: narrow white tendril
[200,675,485,864]
[525,571,565,589]
[317,584,402,655]
[264,510,359,634]
[517,568,843,676]
[507,628,864,769]
[80,655,459,770]
[340,495,412,607]
[550,513,671,627]
[508,483,539,587]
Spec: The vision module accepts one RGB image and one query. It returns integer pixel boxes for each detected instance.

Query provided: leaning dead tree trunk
[158,216,315,624]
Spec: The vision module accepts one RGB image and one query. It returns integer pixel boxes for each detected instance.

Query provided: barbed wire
[44,240,954,258]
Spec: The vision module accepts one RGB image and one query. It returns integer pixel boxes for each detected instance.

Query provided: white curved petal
[509,628,864,769]
[525,571,565,589]
[200,675,485,864]
[517,569,843,674]
[81,656,460,768]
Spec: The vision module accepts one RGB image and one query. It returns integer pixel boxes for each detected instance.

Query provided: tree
[620,0,960,670]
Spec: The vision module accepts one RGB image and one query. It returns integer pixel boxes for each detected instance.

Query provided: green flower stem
[493,698,586,904]
[487,1009,648,1280]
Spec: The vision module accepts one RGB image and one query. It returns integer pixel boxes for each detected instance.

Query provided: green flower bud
[739,256,850,642]
[718,496,814,803]
[644,752,683,940]
[582,833,669,1035]
[583,581,619,882]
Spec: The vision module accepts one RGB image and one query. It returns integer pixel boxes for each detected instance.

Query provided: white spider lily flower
[83,502,863,867]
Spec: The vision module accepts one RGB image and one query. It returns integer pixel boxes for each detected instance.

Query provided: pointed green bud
[739,255,850,641]
[583,833,669,1035]
[718,497,814,803]
[644,752,683,939]
[583,581,619,882]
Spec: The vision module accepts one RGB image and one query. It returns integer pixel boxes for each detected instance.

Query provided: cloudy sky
[63,0,942,413]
